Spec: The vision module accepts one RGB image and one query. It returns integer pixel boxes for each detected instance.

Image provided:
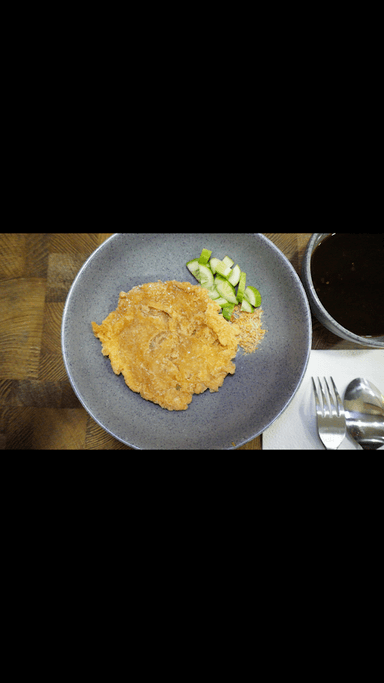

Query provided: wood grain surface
[0,233,367,450]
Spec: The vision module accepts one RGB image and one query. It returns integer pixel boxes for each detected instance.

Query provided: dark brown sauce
[311,233,384,337]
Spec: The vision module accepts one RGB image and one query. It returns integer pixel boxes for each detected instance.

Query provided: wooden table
[0,233,370,450]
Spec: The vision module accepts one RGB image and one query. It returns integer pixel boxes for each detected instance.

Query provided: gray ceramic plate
[61,233,312,449]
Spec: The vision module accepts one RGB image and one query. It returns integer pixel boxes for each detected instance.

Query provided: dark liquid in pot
[310,233,384,337]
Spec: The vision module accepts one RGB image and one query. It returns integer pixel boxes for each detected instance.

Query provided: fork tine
[318,377,330,417]
[312,376,346,449]
[324,377,336,417]
[330,376,345,417]
[312,377,322,417]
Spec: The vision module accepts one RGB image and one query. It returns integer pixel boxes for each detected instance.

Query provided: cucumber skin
[237,288,245,303]
[222,303,235,320]
[198,248,212,265]
[236,271,247,302]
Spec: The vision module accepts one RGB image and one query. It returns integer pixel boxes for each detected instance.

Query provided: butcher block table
[0,233,365,450]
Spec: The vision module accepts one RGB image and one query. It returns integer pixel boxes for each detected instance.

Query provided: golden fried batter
[91,281,240,411]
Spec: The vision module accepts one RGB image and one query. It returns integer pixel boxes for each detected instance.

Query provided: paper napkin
[263,350,384,450]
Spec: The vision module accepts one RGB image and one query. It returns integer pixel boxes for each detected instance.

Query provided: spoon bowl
[344,378,384,450]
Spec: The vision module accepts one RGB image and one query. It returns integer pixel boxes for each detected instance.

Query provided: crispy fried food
[230,304,266,353]
[91,280,240,411]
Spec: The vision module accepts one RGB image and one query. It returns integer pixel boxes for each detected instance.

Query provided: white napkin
[263,350,384,450]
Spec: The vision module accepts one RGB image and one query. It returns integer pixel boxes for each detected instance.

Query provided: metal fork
[312,377,346,449]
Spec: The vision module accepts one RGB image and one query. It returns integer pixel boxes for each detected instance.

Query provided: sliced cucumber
[222,255,234,268]
[241,298,254,313]
[209,257,220,274]
[198,264,214,289]
[186,258,201,281]
[214,273,226,286]
[198,248,212,265]
[215,297,230,307]
[236,271,246,302]
[187,249,261,319]
[215,278,238,304]
[223,256,234,267]
[244,286,261,307]
[222,302,236,320]
[205,287,220,299]
[215,260,232,278]
[227,264,241,287]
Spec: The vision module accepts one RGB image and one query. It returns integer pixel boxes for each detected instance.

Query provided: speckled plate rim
[61,233,312,449]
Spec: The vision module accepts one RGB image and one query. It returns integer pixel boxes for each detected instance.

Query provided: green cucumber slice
[215,260,232,278]
[205,287,220,299]
[198,248,212,265]
[186,258,201,281]
[236,271,246,302]
[215,297,230,307]
[222,255,234,268]
[198,264,214,289]
[222,302,236,320]
[244,286,261,307]
[187,251,262,319]
[241,298,254,313]
[214,272,226,282]
[215,278,238,304]
[227,264,241,287]
[209,257,220,274]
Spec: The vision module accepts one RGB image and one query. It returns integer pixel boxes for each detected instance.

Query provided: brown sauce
[311,233,384,337]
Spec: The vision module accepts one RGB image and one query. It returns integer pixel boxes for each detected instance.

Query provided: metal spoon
[344,378,384,450]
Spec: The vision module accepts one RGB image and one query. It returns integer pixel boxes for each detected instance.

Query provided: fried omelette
[91,280,241,411]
